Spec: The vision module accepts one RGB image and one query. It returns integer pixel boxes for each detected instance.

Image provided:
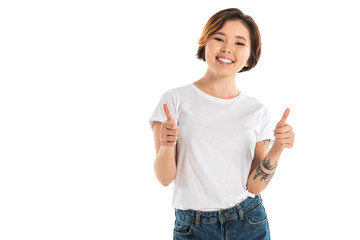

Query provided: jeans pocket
[173,218,194,237]
[244,203,268,227]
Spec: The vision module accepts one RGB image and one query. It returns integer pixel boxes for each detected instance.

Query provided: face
[204,20,251,76]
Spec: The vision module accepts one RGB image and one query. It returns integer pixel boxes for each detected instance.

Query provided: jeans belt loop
[236,204,244,220]
[195,211,201,227]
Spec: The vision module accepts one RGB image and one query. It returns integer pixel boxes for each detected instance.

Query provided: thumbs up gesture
[160,103,179,147]
[273,108,295,148]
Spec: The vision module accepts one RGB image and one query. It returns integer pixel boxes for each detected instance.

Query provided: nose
[220,46,231,54]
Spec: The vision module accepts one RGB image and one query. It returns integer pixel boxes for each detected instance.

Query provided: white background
[1,0,359,239]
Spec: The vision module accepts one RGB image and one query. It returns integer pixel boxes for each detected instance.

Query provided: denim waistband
[175,195,262,227]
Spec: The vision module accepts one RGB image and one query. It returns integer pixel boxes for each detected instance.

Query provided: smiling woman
[197,8,261,73]
[149,7,295,240]
[204,20,251,76]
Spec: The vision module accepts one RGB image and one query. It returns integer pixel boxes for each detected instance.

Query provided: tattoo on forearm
[253,157,278,184]
[262,158,278,171]
[253,165,274,183]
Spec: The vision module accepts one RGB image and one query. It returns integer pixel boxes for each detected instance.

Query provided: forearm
[247,141,284,194]
[153,145,177,186]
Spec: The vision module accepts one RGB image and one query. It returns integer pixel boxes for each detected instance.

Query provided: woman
[149,8,295,240]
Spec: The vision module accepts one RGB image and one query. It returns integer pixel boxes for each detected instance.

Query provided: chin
[215,70,238,77]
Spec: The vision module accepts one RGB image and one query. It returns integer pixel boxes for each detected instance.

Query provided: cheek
[236,48,251,63]
[204,41,219,60]
[245,48,251,59]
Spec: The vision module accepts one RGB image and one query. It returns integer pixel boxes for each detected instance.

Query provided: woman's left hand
[273,108,295,148]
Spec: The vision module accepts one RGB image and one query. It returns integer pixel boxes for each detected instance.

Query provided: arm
[152,121,177,187]
[152,103,179,187]
[247,108,295,195]
[246,140,283,195]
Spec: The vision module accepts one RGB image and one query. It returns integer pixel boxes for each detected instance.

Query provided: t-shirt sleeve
[148,90,179,130]
[256,105,275,143]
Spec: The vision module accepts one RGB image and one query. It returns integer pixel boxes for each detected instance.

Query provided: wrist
[271,140,284,154]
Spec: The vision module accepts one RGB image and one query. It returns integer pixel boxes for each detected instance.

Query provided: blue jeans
[173,195,270,240]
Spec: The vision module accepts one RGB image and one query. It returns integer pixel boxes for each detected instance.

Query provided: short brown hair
[196,8,261,73]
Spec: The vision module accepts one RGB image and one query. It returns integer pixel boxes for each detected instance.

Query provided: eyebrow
[213,32,247,41]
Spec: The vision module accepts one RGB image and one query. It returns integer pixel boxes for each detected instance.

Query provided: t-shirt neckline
[191,83,244,103]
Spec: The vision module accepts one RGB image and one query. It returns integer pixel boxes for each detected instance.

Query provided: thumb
[163,103,174,121]
[277,108,290,127]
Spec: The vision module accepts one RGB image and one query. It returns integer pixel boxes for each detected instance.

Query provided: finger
[162,140,176,147]
[163,103,174,121]
[275,132,294,139]
[277,108,290,127]
[273,124,292,134]
[163,134,177,141]
[277,138,292,144]
[164,128,179,136]
[162,120,178,130]
[166,135,178,142]
[280,143,293,148]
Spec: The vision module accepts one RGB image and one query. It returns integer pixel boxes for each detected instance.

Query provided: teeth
[218,57,233,63]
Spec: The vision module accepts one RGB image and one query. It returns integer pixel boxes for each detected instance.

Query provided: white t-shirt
[149,83,274,211]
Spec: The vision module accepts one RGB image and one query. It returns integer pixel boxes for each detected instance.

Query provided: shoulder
[165,83,192,94]
[242,94,267,110]
[161,83,192,100]
[241,95,271,121]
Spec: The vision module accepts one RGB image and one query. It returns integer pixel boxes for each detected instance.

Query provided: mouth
[216,56,235,65]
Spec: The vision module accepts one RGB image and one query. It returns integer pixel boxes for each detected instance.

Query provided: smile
[216,56,235,65]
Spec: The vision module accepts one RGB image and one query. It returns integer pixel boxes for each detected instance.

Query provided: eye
[236,42,245,46]
[214,37,224,42]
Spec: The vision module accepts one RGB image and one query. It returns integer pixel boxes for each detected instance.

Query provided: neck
[195,68,240,99]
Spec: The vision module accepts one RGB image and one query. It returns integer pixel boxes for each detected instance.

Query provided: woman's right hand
[160,103,179,147]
